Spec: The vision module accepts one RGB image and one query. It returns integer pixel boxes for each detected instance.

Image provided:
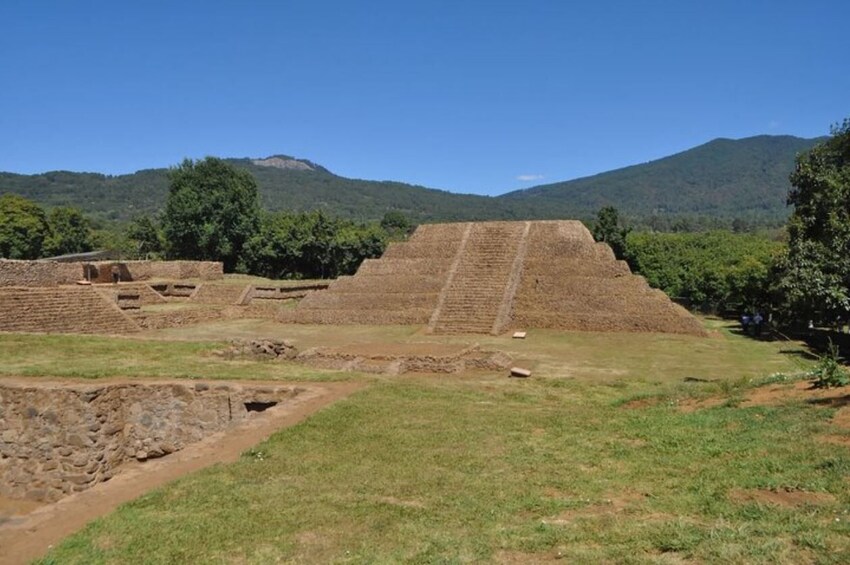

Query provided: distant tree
[161,157,261,272]
[592,206,630,258]
[44,206,94,256]
[126,215,165,259]
[777,119,850,324]
[731,218,751,233]
[0,194,51,259]
[380,211,412,238]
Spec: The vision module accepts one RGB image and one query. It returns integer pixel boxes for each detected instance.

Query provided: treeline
[130,209,398,280]
[0,161,409,281]
[0,194,96,259]
[594,118,850,329]
[120,158,412,278]
[624,230,783,312]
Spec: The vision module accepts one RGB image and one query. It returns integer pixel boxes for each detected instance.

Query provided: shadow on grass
[807,394,850,408]
[779,348,819,361]
[783,329,850,364]
[718,313,850,362]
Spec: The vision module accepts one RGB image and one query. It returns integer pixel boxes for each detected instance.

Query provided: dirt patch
[729,488,836,508]
[677,396,727,413]
[0,379,364,565]
[817,434,850,447]
[542,491,650,525]
[741,380,850,408]
[675,380,850,419]
[622,396,664,409]
[493,549,563,563]
[371,496,426,509]
[0,496,44,523]
[832,406,850,429]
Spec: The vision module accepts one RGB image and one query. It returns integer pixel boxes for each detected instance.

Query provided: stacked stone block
[0,287,141,334]
[0,381,300,502]
[282,223,469,326]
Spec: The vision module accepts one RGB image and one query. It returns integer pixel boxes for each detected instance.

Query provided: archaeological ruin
[284,220,707,336]
[0,259,328,334]
[0,380,304,503]
[0,222,705,337]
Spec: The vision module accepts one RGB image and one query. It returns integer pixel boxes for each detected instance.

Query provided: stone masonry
[0,381,302,502]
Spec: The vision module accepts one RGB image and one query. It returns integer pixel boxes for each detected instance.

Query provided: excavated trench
[0,380,303,505]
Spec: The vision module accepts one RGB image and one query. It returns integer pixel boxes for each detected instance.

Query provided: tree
[243,210,388,280]
[778,119,850,324]
[44,206,94,256]
[0,194,51,259]
[592,206,630,259]
[380,211,412,238]
[126,215,165,259]
[161,157,261,272]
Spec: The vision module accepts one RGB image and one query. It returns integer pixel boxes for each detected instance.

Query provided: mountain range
[0,135,822,224]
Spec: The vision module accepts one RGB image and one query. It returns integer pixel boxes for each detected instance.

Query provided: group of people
[740,311,765,336]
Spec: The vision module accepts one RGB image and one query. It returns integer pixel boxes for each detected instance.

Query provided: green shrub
[810,340,850,389]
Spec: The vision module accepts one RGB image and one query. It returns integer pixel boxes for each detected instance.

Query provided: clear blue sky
[1,0,847,196]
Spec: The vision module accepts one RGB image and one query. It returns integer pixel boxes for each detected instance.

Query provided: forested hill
[0,135,822,224]
[0,156,519,223]
[500,135,823,222]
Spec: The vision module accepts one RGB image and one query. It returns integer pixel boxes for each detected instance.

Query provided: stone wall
[0,381,302,502]
[0,260,223,287]
[0,260,82,287]
[84,261,224,283]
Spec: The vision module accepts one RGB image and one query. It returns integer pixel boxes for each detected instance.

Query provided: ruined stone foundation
[0,381,301,502]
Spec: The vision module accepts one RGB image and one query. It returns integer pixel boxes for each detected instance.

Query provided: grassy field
[2,318,849,563]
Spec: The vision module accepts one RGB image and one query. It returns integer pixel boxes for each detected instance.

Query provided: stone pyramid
[283,220,706,336]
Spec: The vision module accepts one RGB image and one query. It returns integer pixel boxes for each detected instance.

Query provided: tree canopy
[625,230,782,312]
[162,157,261,272]
[778,119,850,323]
[243,210,386,280]
[44,206,94,256]
[592,206,630,259]
[126,215,165,259]
[0,195,96,259]
[0,194,52,259]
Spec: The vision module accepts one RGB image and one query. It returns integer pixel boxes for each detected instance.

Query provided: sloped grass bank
[40,377,850,563]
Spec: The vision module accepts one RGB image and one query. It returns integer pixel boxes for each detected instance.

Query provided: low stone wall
[0,380,302,502]
[0,260,82,287]
[296,344,512,375]
[0,260,223,287]
[85,261,224,283]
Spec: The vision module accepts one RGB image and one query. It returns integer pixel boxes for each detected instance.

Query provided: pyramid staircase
[428,222,530,334]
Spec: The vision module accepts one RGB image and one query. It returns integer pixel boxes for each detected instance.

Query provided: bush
[810,340,850,389]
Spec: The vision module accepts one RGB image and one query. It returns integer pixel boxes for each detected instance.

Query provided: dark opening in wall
[244,401,278,413]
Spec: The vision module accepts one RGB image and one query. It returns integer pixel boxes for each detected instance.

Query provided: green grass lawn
[2,319,848,563]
